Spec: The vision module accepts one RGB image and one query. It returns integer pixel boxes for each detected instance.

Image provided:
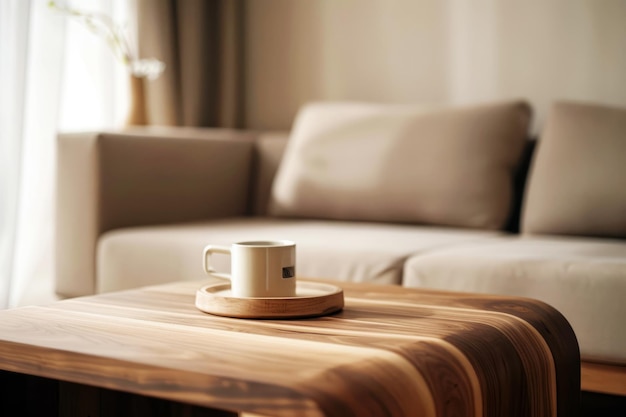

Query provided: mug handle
[203,245,231,280]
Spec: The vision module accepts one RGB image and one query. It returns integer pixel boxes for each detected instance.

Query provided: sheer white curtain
[0,0,130,308]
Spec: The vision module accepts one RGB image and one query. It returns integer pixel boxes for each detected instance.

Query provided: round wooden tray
[195,281,344,319]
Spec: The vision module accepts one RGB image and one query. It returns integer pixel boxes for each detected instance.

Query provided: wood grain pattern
[0,279,580,417]
[581,362,626,396]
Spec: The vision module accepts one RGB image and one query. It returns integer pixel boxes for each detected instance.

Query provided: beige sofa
[56,100,626,393]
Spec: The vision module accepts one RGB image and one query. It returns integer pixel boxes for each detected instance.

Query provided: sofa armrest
[56,127,256,297]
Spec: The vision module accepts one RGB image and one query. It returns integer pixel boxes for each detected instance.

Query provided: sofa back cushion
[269,100,532,230]
[522,101,626,238]
[251,131,290,215]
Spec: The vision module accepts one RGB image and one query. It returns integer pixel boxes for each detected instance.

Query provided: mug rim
[234,240,295,248]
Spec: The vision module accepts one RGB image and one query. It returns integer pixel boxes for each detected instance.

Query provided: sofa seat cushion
[270,100,531,230]
[97,217,501,293]
[402,236,626,363]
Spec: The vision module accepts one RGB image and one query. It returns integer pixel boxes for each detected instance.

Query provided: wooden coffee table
[0,279,579,417]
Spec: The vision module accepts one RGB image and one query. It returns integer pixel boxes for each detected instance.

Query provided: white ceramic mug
[203,240,296,298]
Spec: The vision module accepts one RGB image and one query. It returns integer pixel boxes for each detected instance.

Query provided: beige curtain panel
[136,0,244,127]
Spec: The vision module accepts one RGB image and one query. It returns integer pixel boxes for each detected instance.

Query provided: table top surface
[0,279,579,417]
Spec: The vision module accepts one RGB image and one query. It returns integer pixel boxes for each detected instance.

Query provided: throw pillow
[522,101,626,238]
[269,100,532,229]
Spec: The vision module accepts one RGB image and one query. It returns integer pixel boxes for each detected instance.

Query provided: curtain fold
[0,0,31,308]
[1,0,130,308]
[137,0,244,128]
[0,0,67,308]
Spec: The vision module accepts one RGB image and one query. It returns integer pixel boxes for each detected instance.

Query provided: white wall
[245,0,626,133]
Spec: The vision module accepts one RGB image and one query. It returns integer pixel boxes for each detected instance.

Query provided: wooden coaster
[195,281,344,319]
